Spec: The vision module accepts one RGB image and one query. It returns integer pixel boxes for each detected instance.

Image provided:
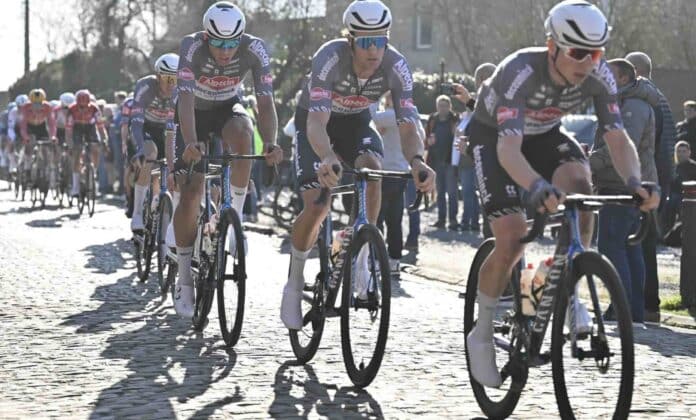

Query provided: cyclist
[279,0,435,330]
[0,102,11,179]
[128,53,179,232]
[172,1,283,318]
[7,95,28,176]
[20,89,58,185]
[463,0,660,388]
[65,89,109,197]
[55,93,75,145]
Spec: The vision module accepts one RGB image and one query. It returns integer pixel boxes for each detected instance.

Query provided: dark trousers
[405,179,420,241]
[643,217,660,312]
[434,162,458,224]
[377,178,406,259]
[598,205,645,322]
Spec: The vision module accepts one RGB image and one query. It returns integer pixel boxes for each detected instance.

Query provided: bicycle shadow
[630,324,696,358]
[62,271,240,418]
[25,212,80,228]
[268,362,384,418]
[81,238,133,275]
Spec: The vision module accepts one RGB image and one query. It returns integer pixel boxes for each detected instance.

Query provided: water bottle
[520,263,536,316]
[530,257,553,310]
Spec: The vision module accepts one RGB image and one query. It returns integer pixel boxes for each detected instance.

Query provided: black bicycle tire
[192,228,216,332]
[88,165,96,217]
[216,208,246,348]
[272,184,297,229]
[463,238,523,420]
[340,224,391,388]
[289,231,328,364]
[551,251,634,420]
[156,193,173,294]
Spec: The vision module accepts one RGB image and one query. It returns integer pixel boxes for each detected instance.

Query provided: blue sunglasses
[208,37,241,49]
[354,36,388,50]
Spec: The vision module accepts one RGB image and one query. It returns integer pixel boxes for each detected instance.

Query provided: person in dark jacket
[591,59,658,326]
[625,51,676,324]
[425,95,460,229]
[676,100,696,153]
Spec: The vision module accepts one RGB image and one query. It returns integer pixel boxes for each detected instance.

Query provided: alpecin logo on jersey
[249,40,270,67]
[332,93,370,109]
[393,59,413,91]
[178,67,195,81]
[199,76,240,90]
[525,107,563,123]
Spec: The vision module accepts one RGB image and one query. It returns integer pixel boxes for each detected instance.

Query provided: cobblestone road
[0,189,695,419]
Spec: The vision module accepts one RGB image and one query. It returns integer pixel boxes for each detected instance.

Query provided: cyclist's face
[351,31,388,75]
[208,43,238,66]
[549,40,598,86]
[157,74,177,97]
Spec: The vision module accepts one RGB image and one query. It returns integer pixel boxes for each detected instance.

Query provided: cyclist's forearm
[257,96,278,146]
[497,136,543,191]
[178,93,197,145]
[398,122,424,163]
[307,112,332,160]
[603,129,641,184]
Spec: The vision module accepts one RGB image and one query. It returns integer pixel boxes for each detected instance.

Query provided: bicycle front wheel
[216,208,246,348]
[156,193,173,295]
[463,238,524,419]
[551,251,634,420]
[340,224,390,388]
[87,164,96,217]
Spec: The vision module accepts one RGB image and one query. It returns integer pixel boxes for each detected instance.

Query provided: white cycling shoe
[565,301,593,335]
[280,274,304,330]
[130,213,145,232]
[173,284,195,319]
[466,329,503,388]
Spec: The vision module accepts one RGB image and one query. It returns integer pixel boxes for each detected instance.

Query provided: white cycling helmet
[343,0,392,34]
[59,92,75,107]
[545,0,609,49]
[15,94,29,106]
[154,53,179,75]
[203,2,245,39]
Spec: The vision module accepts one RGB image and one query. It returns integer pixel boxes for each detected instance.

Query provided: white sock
[177,246,194,286]
[288,246,311,290]
[172,190,181,211]
[230,185,247,222]
[472,291,499,341]
[133,184,147,216]
[72,173,80,189]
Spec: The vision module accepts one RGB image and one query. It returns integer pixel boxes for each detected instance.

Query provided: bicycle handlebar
[184,153,268,185]
[520,193,653,246]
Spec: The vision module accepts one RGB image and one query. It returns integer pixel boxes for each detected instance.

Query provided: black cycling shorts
[72,124,99,148]
[174,98,250,173]
[56,127,66,145]
[27,123,49,141]
[467,118,587,221]
[142,121,167,160]
[294,108,384,191]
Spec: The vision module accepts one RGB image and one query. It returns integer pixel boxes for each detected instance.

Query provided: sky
[1,0,78,92]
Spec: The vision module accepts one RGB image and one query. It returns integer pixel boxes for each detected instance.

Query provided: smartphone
[440,82,455,95]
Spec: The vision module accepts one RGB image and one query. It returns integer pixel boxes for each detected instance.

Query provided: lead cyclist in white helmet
[462,0,659,388]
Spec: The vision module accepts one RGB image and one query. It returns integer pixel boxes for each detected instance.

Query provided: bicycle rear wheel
[156,193,173,295]
[340,224,391,388]
[289,223,330,364]
[551,251,634,420]
[136,192,154,282]
[464,238,524,419]
[192,228,216,332]
[216,208,246,348]
[87,164,96,217]
[272,184,300,230]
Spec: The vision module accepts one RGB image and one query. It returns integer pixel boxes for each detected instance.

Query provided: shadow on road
[269,362,384,418]
[62,270,240,418]
[81,238,133,275]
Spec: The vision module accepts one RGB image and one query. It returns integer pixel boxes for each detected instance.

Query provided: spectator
[404,113,428,251]
[111,91,127,195]
[625,51,676,324]
[676,100,696,153]
[426,95,460,230]
[371,94,409,273]
[664,141,696,231]
[590,59,658,326]
[455,63,496,232]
